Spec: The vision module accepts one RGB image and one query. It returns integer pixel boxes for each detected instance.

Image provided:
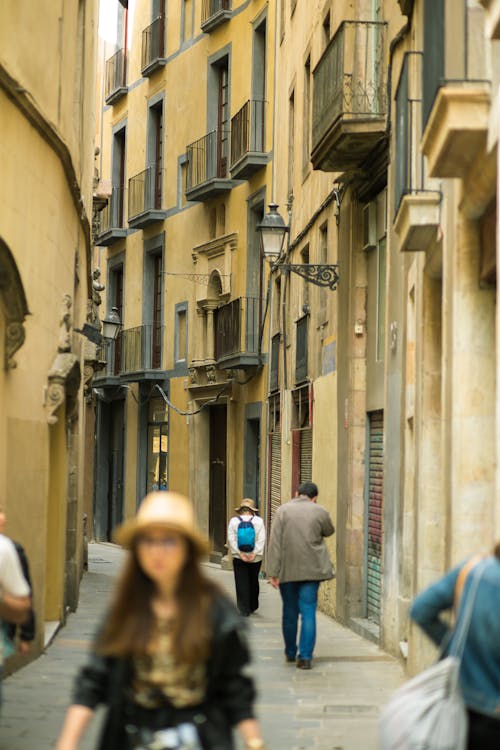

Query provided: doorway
[209,405,227,561]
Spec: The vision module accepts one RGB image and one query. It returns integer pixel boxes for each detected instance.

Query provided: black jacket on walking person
[4,542,35,645]
[56,492,265,750]
[73,594,255,750]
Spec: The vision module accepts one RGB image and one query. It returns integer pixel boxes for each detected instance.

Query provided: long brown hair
[494,541,500,560]
[96,539,220,666]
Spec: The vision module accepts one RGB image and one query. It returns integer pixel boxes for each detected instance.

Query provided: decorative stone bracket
[45,352,81,425]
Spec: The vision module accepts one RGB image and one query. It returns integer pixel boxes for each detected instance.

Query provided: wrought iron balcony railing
[311,20,387,171]
[295,315,308,383]
[185,130,232,200]
[141,15,166,75]
[201,0,231,31]
[230,99,267,178]
[96,187,127,237]
[105,48,127,104]
[214,297,261,367]
[128,166,166,227]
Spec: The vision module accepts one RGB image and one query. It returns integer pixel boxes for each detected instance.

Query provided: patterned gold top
[133,618,206,709]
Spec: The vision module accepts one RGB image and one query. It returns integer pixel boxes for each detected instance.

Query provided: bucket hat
[114,491,209,556]
[234,498,259,514]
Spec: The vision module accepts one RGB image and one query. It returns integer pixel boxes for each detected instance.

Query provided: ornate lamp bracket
[279,263,340,291]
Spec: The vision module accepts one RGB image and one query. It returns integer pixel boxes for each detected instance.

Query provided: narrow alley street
[1,543,404,750]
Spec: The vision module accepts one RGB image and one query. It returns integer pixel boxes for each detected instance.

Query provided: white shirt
[227,513,266,561]
[0,534,30,665]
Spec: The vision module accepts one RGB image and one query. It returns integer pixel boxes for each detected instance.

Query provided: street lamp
[258,202,340,290]
[102,307,122,340]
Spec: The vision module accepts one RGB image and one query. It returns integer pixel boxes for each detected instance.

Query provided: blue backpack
[237,516,256,552]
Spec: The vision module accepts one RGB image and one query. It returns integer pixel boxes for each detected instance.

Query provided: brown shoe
[296,658,312,670]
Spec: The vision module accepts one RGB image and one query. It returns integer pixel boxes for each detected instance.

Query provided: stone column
[205,303,217,363]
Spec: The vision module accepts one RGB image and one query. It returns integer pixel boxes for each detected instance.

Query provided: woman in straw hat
[227,500,266,617]
[56,491,266,750]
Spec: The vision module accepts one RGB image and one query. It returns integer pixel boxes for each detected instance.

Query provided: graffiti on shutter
[300,428,312,483]
[367,410,384,624]
[270,432,281,525]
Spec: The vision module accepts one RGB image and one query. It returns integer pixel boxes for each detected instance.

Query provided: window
[110,265,124,374]
[303,56,311,172]
[152,255,163,368]
[112,126,126,227]
[147,397,168,493]
[148,100,164,209]
[319,222,328,323]
[143,235,164,370]
[217,60,229,177]
[175,303,188,363]
[178,154,188,208]
[288,89,295,197]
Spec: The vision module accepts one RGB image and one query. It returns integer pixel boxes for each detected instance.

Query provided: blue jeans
[279,581,320,660]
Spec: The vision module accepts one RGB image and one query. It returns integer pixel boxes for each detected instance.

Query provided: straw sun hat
[114,491,209,556]
[234,498,259,514]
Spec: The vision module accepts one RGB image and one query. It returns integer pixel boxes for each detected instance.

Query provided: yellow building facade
[0,0,99,659]
[93,0,274,558]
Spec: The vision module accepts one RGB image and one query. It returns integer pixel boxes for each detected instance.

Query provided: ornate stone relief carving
[45,294,82,425]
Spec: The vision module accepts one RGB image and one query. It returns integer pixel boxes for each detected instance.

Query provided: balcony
[141,16,166,76]
[120,324,164,377]
[311,21,387,172]
[214,297,261,369]
[128,167,167,229]
[421,1,490,178]
[230,100,267,180]
[201,0,231,33]
[295,315,308,384]
[393,52,441,253]
[185,130,233,202]
[105,48,127,105]
[94,187,128,246]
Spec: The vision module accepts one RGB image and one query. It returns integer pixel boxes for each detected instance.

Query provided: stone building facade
[0,0,99,660]
[92,0,274,557]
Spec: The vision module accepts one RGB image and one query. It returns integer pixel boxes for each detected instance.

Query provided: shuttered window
[299,428,312,483]
[367,410,384,624]
[269,432,282,525]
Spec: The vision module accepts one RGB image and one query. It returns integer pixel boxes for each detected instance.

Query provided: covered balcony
[201,0,231,33]
[105,48,127,105]
[311,20,387,172]
[214,297,261,369]
[421,1,490,178]
[230,99,267,180]
[393,52,441,253]
[94,187,128,246]
[128,166,167,229]
[141,15,166,76]
[185,130,233,202]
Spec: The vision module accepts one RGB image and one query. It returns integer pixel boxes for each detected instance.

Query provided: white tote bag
[379,566,483,750]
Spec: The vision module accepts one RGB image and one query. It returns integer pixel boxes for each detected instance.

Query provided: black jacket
[73,593,256,750]
[4,542,35,643]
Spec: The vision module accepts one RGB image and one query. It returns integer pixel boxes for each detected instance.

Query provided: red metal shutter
[299,428,312,484]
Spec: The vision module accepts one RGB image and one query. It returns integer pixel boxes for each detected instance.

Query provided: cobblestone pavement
[1,543,404,749]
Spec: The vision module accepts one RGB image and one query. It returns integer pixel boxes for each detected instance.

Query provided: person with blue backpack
[227,500,266,617]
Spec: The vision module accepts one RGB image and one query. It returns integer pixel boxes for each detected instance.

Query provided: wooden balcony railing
[141,15,165,74]
[120,324,164,372]
[214,297,260,362]
[230,99,266,166]
[105,48,127,102]
[128,166,164,221]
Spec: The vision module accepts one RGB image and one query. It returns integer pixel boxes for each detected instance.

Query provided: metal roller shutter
[269,432,281,525]
[299,428,312,483]
[367,410,384,624]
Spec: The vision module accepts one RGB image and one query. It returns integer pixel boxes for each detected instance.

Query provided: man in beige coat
[267,482,334,669]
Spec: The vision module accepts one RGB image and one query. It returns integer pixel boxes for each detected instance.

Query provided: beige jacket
[267,496,335,583]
